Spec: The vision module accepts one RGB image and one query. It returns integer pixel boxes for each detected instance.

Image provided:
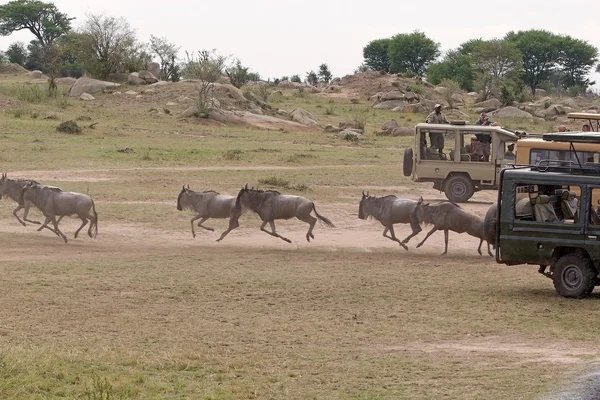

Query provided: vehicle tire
[403,147,413,177]
[483,203,497,247]
[552,253,596,299]
[444,175,474,203]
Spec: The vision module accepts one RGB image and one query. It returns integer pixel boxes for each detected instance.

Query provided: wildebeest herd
[0,173,496,255]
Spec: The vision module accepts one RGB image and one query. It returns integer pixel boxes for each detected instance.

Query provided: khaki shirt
[426,111,448,124]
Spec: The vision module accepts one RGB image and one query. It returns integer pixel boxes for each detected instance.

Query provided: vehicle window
[419,129,455,161]
[590,188,600,226]
[514,183,580,224]
[529,148,599,167]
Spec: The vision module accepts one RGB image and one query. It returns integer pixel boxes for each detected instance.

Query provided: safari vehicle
[515,112,600,205]
[567,111,600,132]
[403,122,519,202]
[492,132,600,298]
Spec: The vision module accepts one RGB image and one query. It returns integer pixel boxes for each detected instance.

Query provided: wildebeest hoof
[283,238,292,243]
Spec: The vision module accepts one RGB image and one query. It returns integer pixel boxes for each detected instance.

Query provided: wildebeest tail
[312,203,335,228]
[91,199,99,238]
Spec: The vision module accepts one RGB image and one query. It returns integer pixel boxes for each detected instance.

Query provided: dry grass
[0,72,597,399]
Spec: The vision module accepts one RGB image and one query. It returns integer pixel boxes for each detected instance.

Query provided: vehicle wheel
[552,253,596,299]
[403,147,414,177]
[444,175,474,203]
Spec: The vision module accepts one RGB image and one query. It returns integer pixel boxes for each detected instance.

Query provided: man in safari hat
[425,104,448,155]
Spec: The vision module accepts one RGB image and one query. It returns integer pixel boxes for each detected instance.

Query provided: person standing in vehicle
[474,112,496,162]
[425,104,448,155]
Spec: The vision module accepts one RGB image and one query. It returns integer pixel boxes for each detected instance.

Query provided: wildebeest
[19,182,98,243]
[358,191,422,250]
[0,172,43,226]
[217,185,335,243]
[411,197,493,256]
[176,185,237,237]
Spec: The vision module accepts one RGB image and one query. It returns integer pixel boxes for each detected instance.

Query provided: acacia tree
[149,35,180,81]
[0,0,73,47]
[183,49,228,116]
[362,38,390,72]
[468,39,522,98]
[388,31,439,76]
[6,41,27,65]
[77,13,141,79]
[225,59,249,88]
[506,30,560,94]
[305,70,318,85]
[426,50,475,91]
[556,36,598,89]
[318,63,332,84]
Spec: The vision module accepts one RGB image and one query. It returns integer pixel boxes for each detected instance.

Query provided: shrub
[222,149,244,160]
[439,79,460,108]
[258,176,290,188]
[56,120,82,134]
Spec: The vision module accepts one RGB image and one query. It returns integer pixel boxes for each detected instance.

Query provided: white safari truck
[402,122,519,202]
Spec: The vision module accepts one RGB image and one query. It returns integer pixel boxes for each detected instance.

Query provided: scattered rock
[337,129,363,141]
[177,95,193,103]
[141,88,157,94]
[380,90,405,101]
[112,91,122,96]
[166,101,177,106]
[55,77,77,86]
[290,108,319,128]
[324,124,341,133]
[79,92,95,101]
[404,92,420,103]
[124,90,137,95]
[148,62,161,78]
[181,106,199,118]
[138,70,158,84]
[473,98,502,112]
[373,100,405,110]
[490,106,533,118]
[27,70,44,79]
[69,77,120,97]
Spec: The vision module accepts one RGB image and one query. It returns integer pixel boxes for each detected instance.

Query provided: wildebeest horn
[244,183,248,190]
[187,184,190,189]
[362,190,366,197]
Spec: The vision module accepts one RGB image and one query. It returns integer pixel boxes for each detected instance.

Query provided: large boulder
[55,77,77,86]
[473,98,502,112]
[290,108,319,128]
[69,77,120,97]
[543,104,566,118]
[490,106,533,118]
[138,70,158,84]
[404,92,420,103]
[373,100,405,110]
[128,72,146,85]
[380,90,405,101]
[392,103,426,113]
[148,62,161,79]
[27,70,44,79]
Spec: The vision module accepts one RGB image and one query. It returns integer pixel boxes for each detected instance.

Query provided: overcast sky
[0,0,599,87]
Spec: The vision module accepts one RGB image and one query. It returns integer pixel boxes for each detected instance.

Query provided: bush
[222,149,244,160]
[439,79,460,108]
[56,120,82,134]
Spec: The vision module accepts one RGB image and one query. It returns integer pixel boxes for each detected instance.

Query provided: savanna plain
[1,73,599,400]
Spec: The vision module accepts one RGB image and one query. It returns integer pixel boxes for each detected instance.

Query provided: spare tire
[403,147,414,177]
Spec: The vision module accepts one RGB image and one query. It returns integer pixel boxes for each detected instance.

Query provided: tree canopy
[362,38,390,72]
[388,31,439,76]
[0,0,73,47]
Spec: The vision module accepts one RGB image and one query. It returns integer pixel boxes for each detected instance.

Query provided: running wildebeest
[357,191,423,250]
[411,196,493,256]
[0,172,42,226]
[19,182,98,243]
[176,185,238,238]
[217,185,335,243]
[0,173,64,235]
